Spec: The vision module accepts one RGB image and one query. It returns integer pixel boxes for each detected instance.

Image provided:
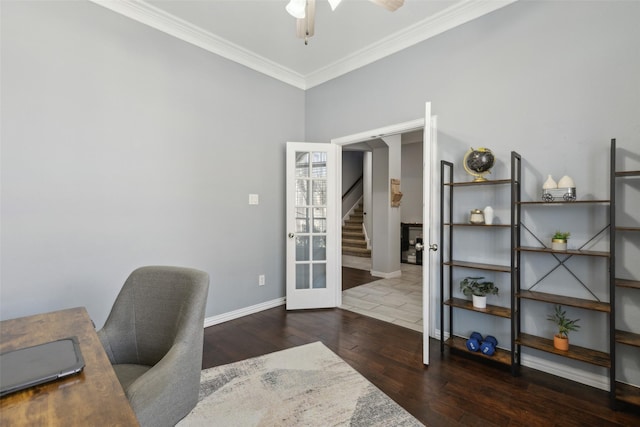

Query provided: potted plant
[551,231,570,251]
[460,276,498,309]
[547,305,580,351]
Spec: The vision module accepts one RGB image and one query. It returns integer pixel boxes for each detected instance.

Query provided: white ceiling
[91,0,516,89]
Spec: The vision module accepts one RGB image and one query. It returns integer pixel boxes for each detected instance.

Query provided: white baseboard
[370,269,402,279]
[363,225,371,250]
[433,329,609,391]
[520,352,609,391]
[342,196,363,224]
[203,297,286,328]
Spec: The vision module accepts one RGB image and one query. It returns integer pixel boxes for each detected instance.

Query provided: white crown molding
[88,0,307,89]
[89,0,517,90]
[305,0,518,88]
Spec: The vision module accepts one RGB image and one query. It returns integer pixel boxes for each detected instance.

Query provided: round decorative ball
[463,147,495,182]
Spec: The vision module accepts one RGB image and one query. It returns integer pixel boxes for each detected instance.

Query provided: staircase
[342,203,371,257]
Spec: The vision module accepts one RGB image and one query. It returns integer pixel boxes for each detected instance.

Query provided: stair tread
[342,203,369,258]
[342,248,371,257]
[343,242,367,248]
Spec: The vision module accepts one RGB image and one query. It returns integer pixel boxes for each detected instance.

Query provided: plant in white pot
[547,305,580,351]
[460,277,498,309]
[551,231,570,251]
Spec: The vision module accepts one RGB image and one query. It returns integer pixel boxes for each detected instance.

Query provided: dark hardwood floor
[202,306,640,426]
[342,266,379,290]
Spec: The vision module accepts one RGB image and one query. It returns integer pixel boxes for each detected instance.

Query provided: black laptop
[0,336,85,397]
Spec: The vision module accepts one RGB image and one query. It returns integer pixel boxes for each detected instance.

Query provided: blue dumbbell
[466,332,483,352]
[480,335,498,356]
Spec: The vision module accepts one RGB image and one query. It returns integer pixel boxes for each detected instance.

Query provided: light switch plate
[249,194,259,205]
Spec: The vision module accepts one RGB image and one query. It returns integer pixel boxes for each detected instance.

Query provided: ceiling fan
[286,0,405,45]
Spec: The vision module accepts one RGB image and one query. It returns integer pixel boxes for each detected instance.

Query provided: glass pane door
[295,151,327,289]
[286,142,338,310]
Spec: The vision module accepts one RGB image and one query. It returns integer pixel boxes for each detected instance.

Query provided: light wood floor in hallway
[341,255,423,332]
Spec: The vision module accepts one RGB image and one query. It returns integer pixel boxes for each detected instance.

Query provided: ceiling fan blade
[296,0,315,39]
[327,0,343,11]
[369,0,404,12]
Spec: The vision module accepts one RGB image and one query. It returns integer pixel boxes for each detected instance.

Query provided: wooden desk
[0,307,139,426]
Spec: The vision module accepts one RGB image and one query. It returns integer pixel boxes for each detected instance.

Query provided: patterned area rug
[178,341,423,426]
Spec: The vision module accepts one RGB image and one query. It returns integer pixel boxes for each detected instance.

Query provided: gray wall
[341,151,363,217]
[306,0,640,387]
[1,1,304,326]
[401,142,423,224]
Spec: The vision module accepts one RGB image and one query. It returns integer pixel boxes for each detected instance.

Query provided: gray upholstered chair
[98,266,209,427]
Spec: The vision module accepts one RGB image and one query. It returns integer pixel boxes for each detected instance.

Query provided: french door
[285,142,340,309]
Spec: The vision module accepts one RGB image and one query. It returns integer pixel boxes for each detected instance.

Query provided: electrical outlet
[258,274,265,286]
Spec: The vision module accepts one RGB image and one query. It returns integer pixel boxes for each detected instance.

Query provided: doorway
[340,131,425,333]
[332,103,436,365]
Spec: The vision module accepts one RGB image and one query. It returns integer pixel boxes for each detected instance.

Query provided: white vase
[558,175,575,188]
[483,206,494,225]
[543,175,557,189]
[472,295,487,309]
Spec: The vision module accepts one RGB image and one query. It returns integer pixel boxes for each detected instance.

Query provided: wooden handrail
[342,175,363,200]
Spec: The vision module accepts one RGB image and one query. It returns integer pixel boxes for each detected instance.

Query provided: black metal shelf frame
[512,146,616,407]
[516,219,610,301]
[612,138,640,409]
[440,141,638,410]
[439,160,516,372]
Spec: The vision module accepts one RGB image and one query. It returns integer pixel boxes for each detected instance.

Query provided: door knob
[429,243,438,251]
[288,233,295,239]
[415,242,424,251]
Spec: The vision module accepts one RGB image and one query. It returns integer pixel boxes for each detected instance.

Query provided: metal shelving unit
[512,141,638,409]
[512,150,614,387]
[439,161,515,371]
[439,141,639,411]
[611,138,640,408]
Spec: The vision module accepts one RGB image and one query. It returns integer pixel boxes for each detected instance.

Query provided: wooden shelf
[444,298,512,318]
[516,333,610,367]
[517,290,610,312]
[616,382,640,406]
[616,278,640,290]
[443,260,511,273]
[616,330,640,348]
[444,179,511,187]
[517,200,610,205]
[443,222,511,228]
[444,223,511,228]
[445,336,511,365]
[616,226,640,232]
[516,246,610,258]
[615,170,640,177]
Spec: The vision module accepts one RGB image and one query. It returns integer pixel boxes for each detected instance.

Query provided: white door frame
[331,102,438,365]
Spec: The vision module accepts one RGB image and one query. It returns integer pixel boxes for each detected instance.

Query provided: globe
[463,147,495,182]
